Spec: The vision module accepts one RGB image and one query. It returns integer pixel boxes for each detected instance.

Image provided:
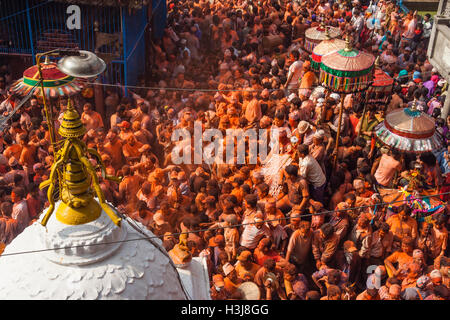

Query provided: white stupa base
[177,257,211,300]
[0,201,210,300]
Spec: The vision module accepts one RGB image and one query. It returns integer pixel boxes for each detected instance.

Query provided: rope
[0,82,40,131]
[1,190,448,258]
[78,68,438,93]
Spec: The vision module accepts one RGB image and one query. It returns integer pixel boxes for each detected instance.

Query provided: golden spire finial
[58,98,86,138]
[66,96,75,111]
[39,99,122,227]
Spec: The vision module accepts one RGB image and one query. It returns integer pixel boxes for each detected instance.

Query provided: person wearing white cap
[437,79,447,88]
[309,130,326,172]
[329,93,340,102]
[430,269,443,286]
[251,170,264,186]
[239,212,271,250]
[287,93,298,103]
[294,120,315,146]
[328,99,349,135]
[310,86,325,102]
[222,262,241,295]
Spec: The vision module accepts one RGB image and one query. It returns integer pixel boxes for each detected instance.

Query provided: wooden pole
[333,93,345,169]
[94,79,105,125]
[36,55,57,156]
[357,92,369,138]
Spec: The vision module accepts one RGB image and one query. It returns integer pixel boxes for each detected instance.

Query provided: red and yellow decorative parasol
[367,66,394,104]
[375,102,442,153]
[319,38,375,93]
[310,28,346,72]
[304,23,341,54]
[10,60,85,98]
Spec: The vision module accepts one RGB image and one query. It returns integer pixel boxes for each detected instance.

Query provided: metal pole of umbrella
[36,52,59,156]
[34,49,107,153]
[36,50,62,203]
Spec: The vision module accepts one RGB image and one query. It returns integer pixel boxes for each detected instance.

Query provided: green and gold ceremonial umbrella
[319,37,375,93]
[319,37,375,166]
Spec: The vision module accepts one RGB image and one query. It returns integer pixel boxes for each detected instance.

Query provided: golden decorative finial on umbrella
[39,98,122,227]
[320,20,326,30]
[324,26,331,40]
[43,55,51,65]
[344,35,352,52]
[374,56,380,68]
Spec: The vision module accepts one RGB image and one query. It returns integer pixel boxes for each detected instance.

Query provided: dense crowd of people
[0,0,449,300]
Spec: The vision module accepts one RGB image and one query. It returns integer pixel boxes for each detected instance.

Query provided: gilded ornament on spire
[58,99,87,138]
[39,98,122,227]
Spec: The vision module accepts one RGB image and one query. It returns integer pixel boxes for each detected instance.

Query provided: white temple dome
[0,201,191,300]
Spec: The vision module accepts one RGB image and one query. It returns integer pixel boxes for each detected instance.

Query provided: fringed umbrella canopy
[319,38,375,93]
[375,104,442,153]
[311,38,346,72]
[11,61,85,98]
[304,24,341,53]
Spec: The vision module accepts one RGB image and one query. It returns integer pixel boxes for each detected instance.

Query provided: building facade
[0,0,166,87]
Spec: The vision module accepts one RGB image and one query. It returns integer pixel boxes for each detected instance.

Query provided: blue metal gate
[0,0,149,87]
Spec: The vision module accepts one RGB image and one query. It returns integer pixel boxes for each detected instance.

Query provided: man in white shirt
[0,92,16,115]
[351,9,365,43]
[422,14,433,42]
[11,187,30,234]
[297,144,326,203]
[240,212,272,250]
[284,50,303,95]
